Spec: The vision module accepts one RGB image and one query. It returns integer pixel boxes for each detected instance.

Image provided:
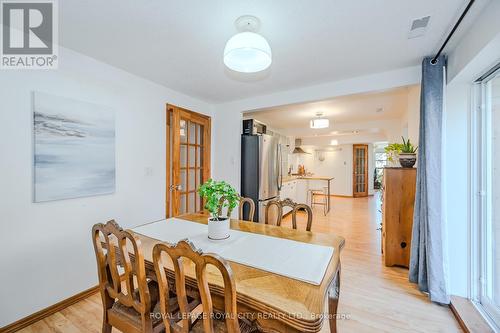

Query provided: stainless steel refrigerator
[241,134,283,222]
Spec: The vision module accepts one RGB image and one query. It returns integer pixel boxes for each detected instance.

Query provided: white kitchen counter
[280,176,334,214]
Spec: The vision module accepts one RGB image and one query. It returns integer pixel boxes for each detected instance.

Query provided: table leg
[328,263,341,333]
[327,179,331,213]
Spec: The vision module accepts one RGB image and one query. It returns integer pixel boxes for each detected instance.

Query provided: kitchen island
[281,176,334,213]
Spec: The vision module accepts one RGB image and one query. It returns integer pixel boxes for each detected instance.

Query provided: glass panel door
[167,105,211,217]
[353,144,368,197]
[478,68,500,329]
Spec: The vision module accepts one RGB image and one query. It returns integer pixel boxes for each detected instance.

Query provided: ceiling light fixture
[310,112,330,129]
[224,16,272,73]
[330,139,338,146]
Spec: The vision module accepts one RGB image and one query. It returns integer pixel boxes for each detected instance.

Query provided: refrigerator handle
[277,143,283,191]
[280,144,283,189]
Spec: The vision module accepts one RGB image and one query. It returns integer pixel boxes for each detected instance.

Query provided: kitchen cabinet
[280,180,297,215]
[296,180,308,204]
[280,179,309,216]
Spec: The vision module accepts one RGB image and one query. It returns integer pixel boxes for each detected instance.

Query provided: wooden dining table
[131,213,345,333]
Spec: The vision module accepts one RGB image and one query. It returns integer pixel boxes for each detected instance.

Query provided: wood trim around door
[166,104,211,218]
[353,144,369,197]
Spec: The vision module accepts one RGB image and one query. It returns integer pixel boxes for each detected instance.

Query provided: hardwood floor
[17,194,461,333]
[287,194,462,333]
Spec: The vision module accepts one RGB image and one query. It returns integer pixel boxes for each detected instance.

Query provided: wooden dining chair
[265,198,313,231]
[153,240,254,333]
[92,220,164,333]
[238,197,255,221]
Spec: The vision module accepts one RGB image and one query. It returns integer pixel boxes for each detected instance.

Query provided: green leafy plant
[385,143,403,162]
[400,137,418,154]
[198,179,240,220]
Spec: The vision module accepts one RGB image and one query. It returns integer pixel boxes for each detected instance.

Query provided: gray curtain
[409,55,449,304]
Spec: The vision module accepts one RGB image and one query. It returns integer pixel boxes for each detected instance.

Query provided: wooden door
[353,144,368,197]
[167,105,211,217]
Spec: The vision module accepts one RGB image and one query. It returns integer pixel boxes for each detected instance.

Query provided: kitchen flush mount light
[330,139,339,146]
[310,112,330,129]
[224,16,272,73]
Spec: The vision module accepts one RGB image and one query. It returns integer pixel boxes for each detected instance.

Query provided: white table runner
[133,218,334,285]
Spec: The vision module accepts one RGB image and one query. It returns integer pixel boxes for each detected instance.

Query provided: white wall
[406,85,421,145]
[217,66,421,112]
[444,82,471,297]
[292,144,375,197]
[0,47,213,327]
[296,145,353,196]
[212,108,242,192]
[398,85,420,146]
[213,67,421,199]
[444,0,500,298]
[447,0,500,82]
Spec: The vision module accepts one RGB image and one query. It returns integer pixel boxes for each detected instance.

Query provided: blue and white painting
[33,92,115,202]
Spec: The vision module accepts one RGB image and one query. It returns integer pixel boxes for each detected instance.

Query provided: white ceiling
[244,86,414,137]
[60,0,471,103]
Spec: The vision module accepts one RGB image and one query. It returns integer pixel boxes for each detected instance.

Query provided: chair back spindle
[238,197,256,221]
[153,240,240,333]
[265,198,313,231]
[92,220,157,333]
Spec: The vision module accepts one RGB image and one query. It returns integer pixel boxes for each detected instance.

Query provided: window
[474,65,500,330]
[374,150,387,190]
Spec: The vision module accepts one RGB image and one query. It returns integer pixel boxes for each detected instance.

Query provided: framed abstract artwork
[33,92,115,202]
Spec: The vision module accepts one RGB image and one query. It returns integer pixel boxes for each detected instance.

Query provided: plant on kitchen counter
[198,179,240,220]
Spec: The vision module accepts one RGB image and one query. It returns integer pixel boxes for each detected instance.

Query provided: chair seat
[110,298,164,328]
[108,280,165,330]
[309,188,327,194]
[190,318,227,333]
[190,316,258,333]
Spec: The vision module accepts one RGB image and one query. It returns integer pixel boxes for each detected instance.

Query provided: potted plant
[398,137,418,168]
[198,179,239,240]
[384,143,403,167]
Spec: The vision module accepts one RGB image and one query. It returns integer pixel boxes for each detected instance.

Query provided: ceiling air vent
[408,16,430,39]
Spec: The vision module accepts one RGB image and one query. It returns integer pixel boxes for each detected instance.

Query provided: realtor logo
[1,0,58,69]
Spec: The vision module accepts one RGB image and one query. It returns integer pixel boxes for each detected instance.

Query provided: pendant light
[224,16,272,73]
[310,112,330,129]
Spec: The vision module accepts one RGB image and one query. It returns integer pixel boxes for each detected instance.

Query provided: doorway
[166,104,211,217]
[353,144,368,197]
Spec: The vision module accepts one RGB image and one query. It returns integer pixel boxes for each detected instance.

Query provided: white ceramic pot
[207,217,230,240]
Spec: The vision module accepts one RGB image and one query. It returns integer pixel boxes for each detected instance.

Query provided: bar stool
[307,186,328,216]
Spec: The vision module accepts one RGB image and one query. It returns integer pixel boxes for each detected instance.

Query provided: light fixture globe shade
[224,32,272,73]
[310,118,330,129]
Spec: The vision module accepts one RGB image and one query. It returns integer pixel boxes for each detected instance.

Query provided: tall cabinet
[381,168,417,267]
